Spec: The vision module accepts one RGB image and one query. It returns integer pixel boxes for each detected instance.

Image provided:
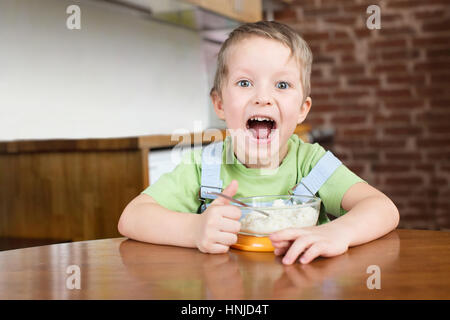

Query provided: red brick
[353,152,380,161]
[354,28,372,38]
[431,74,450,84]
[385,177,424,185]
[385,152,423,161]
[368,140,406,148]
[371,64,408,73]
[387,0,424,8]
[310,92,330,101]
[374,113,410,125]
[325,42,355,52]
[334,90,369,99]
[376,89,412,99]
[386,75,426,85]
[334,139,368,148]
[341,54,357,62]
[341,4,368,13]
[412,36,450,46]
[303,7,340,16]
[311,79,339,87]
[429,125,450,134]
[334,64,366,75]
[383,126,423,136]
[427,49,450,59]
[302,31,331,41]
[347,78,380,86]
[414,10,445,19]
[414,61,450,72]
[311,104,335,112]
[427,151,450,160]
[331,115,367,125]
[334,31,351,39]
[430,99,450,108]
[416,110,450,123]
[423,19,450,32]
[416,86,448,96]
[381,49,420,60]
[274,8,297,21]
[371,39,407,49]
[372,164,411,173]
[324,16,356,25]
[313,55,335,64]
[341,128,376,137]
[414,164,435,172]
[417,137,450,148]
[431,177,448,185]
[382,27,415,37]
[384,99,425,110]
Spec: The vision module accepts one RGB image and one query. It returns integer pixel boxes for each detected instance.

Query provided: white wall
[0,0,210,140]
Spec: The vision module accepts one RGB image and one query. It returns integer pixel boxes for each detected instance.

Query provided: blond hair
[210,21,313,100]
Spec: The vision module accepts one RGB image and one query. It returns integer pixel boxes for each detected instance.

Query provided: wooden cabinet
[184,0,262,22]
[0,125,309,244]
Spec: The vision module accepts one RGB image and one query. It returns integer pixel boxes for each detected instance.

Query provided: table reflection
[119,231,400,299]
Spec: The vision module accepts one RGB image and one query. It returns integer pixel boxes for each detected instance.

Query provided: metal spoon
[208,192,270,217]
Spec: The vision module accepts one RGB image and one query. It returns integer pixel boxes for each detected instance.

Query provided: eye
[237,80,251,88]
[276,81,290,89]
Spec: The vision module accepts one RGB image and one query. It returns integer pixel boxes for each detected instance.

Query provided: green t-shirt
[142,134,366,225]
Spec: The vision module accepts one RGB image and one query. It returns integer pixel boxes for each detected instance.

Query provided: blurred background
[0,0,449,250]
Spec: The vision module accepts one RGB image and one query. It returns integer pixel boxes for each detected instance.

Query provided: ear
[297,97,312,124]
[211,90,226,120]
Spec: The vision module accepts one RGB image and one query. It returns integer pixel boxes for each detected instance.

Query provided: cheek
[222,89,248,127]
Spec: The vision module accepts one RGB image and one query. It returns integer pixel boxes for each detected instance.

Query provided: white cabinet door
[148,146,202,184]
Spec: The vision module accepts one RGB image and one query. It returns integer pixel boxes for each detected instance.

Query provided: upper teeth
[250,117,273,121]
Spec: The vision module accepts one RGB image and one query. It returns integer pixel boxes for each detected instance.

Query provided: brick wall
[274,0,450,230]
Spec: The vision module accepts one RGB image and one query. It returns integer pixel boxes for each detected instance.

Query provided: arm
[270,182,400,264]
[118,193,199,248]
[328,182,400,247]
[118,180,242,253]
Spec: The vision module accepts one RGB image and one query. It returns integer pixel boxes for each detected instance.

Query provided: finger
[270,228,304,242]
[219,217,241,233]
[299,243,323,264]
[215,231,238,246]
[207,243,230,254]
[274,246,289,256]
[210,180,239,206]
[271,240,291,248]
[282,237,314,265]
[221,206,242,221]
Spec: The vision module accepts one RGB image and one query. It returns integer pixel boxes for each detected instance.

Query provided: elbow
[388,198,400,230]
[118,209,131,238]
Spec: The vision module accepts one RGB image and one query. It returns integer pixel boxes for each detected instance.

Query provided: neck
[234,143,289,170]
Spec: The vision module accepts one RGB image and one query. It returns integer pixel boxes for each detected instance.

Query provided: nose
[253,90,273,107]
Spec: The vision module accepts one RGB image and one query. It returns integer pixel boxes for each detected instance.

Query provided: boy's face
[212,36,312,169]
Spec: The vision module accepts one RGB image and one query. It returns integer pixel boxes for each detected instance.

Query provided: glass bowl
[234,195,321,237]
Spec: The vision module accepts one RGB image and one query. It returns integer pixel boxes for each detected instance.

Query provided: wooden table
[0,229,449,299]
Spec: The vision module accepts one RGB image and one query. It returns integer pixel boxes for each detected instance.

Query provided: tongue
[249,122,271,139]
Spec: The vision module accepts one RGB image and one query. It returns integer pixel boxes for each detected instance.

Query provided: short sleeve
[318,165,367,217]
[298,142,366,218]
[141,150,202,213]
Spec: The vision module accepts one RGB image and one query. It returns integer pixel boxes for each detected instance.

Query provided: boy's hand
[269,224,351,265]
[195,180,241,254]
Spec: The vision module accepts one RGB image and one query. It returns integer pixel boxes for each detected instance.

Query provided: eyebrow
[230,68,297,79]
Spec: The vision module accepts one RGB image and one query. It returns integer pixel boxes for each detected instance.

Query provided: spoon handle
[208,192,269,217]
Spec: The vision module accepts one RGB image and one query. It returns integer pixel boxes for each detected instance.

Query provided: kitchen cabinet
[184,0,262,22]
[0,125,309,244]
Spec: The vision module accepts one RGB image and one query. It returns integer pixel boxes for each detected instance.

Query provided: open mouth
[245,116,277,140]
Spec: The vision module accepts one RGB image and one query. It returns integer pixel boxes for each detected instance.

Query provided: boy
[118,21,399,265]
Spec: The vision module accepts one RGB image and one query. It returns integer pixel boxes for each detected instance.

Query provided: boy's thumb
[211,180,239,205]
